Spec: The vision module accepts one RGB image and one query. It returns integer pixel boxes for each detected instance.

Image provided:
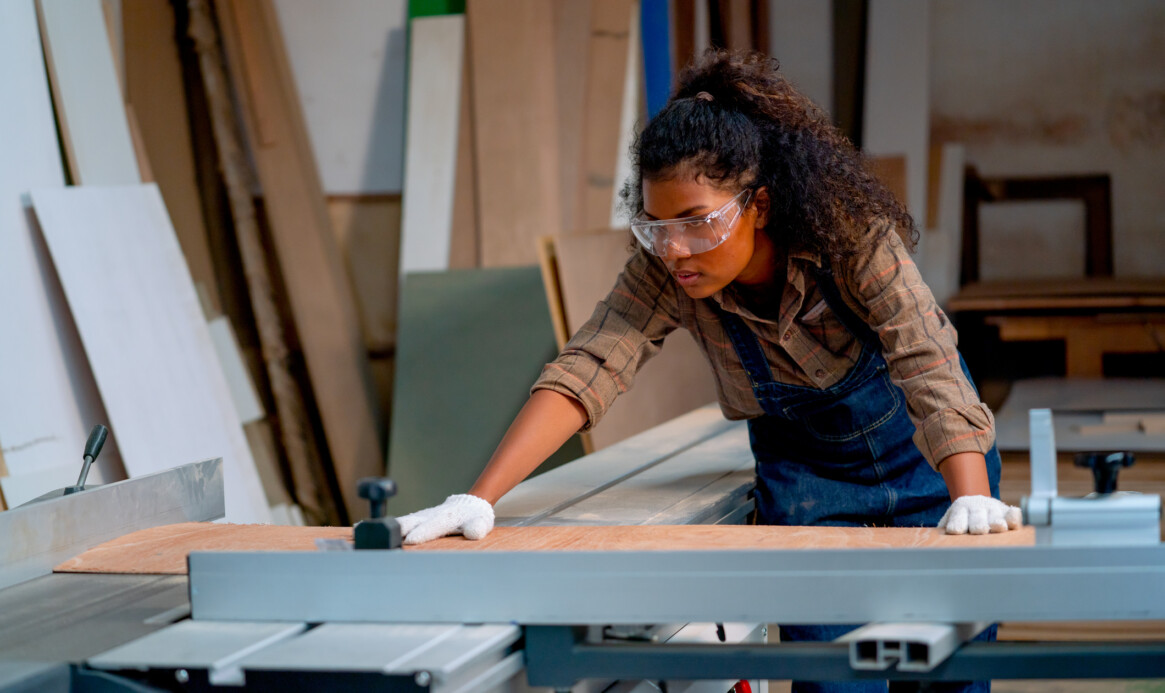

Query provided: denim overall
[716,267,1001,693]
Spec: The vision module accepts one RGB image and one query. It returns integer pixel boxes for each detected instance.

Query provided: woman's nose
[661,237,692,261]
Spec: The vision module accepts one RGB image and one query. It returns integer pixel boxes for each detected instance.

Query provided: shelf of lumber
[55,522,1034,576]
[948,278,1165,312]
[986,314,1165,377]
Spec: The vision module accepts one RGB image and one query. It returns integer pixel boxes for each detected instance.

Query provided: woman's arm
[938,451,992,501]
[468,389,588,504]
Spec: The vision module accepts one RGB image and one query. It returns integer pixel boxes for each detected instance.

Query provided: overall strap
[811,260,880,347]
[716,306,778,390]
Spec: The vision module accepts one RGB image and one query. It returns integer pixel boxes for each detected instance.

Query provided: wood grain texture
[214,0,383,521]
[553,230,720,451]
[123,0,222,314]
[55,522,1035,575]
[30,184,271,523]
[576,0,634,233]
[467,0,562,266]
[0,0,124,490]
[37,0,140,185]
[55,522,352,574]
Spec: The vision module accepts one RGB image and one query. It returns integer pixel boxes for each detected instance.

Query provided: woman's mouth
[673,270,701,287]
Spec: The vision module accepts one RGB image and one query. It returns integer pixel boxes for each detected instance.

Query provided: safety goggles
[630,189,755,257]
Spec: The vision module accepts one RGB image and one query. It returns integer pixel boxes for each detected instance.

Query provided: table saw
[1,404,1163,692]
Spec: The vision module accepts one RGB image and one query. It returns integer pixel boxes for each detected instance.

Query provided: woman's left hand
[938,495,1022,535]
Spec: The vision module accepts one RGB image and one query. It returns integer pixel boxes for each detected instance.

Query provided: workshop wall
[931,0,1165,279]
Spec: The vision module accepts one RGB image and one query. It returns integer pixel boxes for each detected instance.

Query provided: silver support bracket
[845,622,988,672]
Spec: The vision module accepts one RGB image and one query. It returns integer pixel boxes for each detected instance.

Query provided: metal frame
[189,543,1165,625]
[0,459,223,589]
[523,626,1165,688]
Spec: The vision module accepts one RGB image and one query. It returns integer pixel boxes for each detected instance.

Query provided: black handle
[1074,451,1134,494]
[84,424,108,461]
[357,478,397,519]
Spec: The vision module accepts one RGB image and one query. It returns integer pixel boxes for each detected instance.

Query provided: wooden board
[551,230,720,451]
[387,268,586,515]
[948,278,1165,312]
[575,0,635,233]
[271,0,408,193]
[37,0,140,185]
[326,195,403,354]
[214,0,384,521]
[122,0,222,314]
[552,0,592,236]
[0,0,125,488]
[30,184,271,523]
[399,14,465,274]
[55,522,1036,575]
[467,0,562,265]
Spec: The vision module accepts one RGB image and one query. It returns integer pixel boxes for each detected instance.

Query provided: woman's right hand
[397,494,495,545]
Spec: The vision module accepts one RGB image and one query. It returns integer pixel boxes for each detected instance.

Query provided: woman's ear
[752,187,770,228]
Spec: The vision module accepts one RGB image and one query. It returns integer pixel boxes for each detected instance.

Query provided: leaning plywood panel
[553,230,719,451]
[467,0,562,266]
[0,0,124,490]
[30,184,271,524]
[214,0,383,521]
[36,0,140,185]
[400,15,465,274]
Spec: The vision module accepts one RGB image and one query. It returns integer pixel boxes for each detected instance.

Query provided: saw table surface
[54,521,1036,575]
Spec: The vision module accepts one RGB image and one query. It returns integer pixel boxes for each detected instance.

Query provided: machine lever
[70,424,109,493]
[354,477,402,550]
[1074,451,1134,494]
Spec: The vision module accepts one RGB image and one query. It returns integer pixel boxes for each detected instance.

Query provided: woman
[399,50,1020,692]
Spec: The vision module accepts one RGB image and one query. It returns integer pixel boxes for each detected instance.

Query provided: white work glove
[937,495,1022,535]
[397,494,494,545]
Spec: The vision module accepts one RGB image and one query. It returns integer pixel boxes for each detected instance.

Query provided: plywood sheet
[326,195,403,354]
[575,0,634,233]
[399,14,465,274]
[55,522,352,574]
[56,521,1035,575]
[0,0,124,487]
[271,0,408,193]
[123,0,221,314]
[37,0,140,185]
[215,0,383,521]
[30,184,270,523]
[387,268,585,515]
[552,230,720,450]
[467,0,562,265]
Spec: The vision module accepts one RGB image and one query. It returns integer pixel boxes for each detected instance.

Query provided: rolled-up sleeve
[837,224,995,468]
[532,250,682,431]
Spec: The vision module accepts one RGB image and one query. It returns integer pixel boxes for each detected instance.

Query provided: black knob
[1074,451,1134,494]
[357,478,397,519]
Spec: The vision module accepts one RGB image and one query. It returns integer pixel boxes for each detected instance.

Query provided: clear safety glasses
[630,189,754,257]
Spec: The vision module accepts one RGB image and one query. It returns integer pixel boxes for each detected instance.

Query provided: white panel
[272,0,408,194]
[37,0,140,185]
[207,317,265,425]
[399,15,465,273]
[863,0,929,233]
[0,0,123,485]
[769,0,834,115]
[0,464,75,508]
[30,185,271,523]
[919,143,964,307]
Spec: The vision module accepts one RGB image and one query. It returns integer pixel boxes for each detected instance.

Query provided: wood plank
[186,0,339,525]
[37,0,140,185]
[55,522,1036,575]
[552,230,720,450]
[122,0,222,315]
[0,0,125,487]
[326,195,403,354]
[948,278,1165,313]
[214,0,384,522]
[447,34,479,269]
[553,0,592,236]
[467,0,562,265]
[270,0,408,193]
[30,184,271,524]
[399,15,465,274]
[576,0,634,233]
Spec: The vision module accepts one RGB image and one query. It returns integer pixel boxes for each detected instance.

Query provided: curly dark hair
[621,50,918,263]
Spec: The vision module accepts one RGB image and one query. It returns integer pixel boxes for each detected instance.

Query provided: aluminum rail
[188,543,1165,625]
[0,459,224,589]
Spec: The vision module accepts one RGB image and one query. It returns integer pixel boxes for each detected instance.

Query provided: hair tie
[695,91,714,102]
